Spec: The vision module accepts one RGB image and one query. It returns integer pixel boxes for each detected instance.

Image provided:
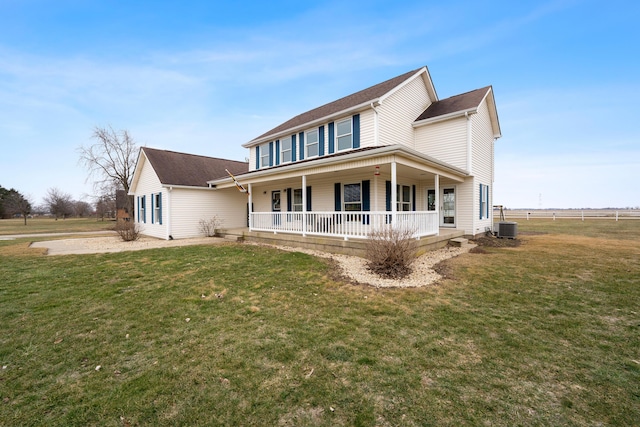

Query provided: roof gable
[415,86,491,121]
[414,86,501,138]
[246,67,432,146]
[139,147,248,188]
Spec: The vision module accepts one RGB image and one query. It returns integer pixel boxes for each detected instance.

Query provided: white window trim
[396,184,412,212]
[336,117,353,151]
[293,188,303,212]
[280,136,292,164]
[305,129,319,158]
[153,193,161,224]
[343,182,362,212]
[259,143,270,169]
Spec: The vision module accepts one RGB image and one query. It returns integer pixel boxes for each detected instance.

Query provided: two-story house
[130,66,501,253]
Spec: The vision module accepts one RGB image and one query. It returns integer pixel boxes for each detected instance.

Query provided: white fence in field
[250,211,439,240]
[495,209,640,221]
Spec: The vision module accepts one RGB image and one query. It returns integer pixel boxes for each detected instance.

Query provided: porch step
[449,237,468,247]
[223,234,244,242]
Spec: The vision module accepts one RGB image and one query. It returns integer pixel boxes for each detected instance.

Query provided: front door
[272,191,281,225]
[441,188,455,227]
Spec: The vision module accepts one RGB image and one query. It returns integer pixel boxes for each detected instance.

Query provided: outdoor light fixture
[374,165,380,176]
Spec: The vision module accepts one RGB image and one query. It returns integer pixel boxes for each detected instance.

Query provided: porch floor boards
[219,227,464,257]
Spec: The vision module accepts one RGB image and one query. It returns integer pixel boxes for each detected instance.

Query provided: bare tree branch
[78,126,139,214]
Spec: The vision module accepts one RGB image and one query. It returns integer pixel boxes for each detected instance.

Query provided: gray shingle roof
[415,86,491,121]
[142,147,248,187]
[249,67,425,144]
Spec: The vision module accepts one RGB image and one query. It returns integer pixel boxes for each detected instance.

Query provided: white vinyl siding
[471,99,496,234]
[132,156,166,238]
[414,117,467,170]
[377,74,432,148]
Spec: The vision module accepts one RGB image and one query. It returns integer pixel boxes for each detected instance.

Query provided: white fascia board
[209,145,468,188]
[128,149,149,195]
[412,107,478,128]
[160,184,218,191]
[378,67,427,103]
[242,101,378,148]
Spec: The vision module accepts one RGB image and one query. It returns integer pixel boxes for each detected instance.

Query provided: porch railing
[250,211,438,240]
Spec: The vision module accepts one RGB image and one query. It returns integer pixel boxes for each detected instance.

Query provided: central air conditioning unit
[497,221,518,239]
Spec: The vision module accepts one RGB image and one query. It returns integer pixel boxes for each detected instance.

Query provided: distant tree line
[1,125,139,226]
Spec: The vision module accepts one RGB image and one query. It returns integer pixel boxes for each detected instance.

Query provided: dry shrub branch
[115,221,142,242]
[365,226,417,279]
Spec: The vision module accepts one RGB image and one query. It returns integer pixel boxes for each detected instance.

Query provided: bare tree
[43,187,74,219]
[73,200,93,217]
[95,194,116,221]
[78,126,138,214]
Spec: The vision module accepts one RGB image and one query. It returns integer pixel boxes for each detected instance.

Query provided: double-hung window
[306,129,319,158]
[153,193,162,224]
[343,183,362,211]
[397,185,412,211]
[138,196,146,223]
[259,143,270,168]
[480,184,489,219]
[293,189,303,212]
[281,136,292,163]
[336,118,352,151]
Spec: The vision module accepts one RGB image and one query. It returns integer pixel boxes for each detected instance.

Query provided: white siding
[359,109,375,147]
[132,157,167,239]
[249,146,257,172]
[169,188,248,239]
[471,99,496,235]
[377,75,432,149]
[414,117,468,169]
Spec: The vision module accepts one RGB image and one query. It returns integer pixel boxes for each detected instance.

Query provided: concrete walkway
[0,231,116,240]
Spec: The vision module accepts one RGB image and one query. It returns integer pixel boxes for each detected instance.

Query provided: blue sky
[0,0,638,209]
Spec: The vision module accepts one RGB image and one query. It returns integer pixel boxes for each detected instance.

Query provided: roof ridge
[246,66,426,145]
[143,147,247,164]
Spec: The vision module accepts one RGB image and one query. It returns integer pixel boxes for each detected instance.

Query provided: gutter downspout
[371,102,380,146]
[465,112,472,175]
[167,187,172,240]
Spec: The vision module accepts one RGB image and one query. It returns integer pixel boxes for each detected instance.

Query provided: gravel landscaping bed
[249,241,476,288]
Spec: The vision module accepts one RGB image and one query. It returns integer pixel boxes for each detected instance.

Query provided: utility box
[497,221,518,239]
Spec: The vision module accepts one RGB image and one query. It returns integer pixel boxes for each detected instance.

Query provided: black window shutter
[334,183,341,211]
[385,181,391,211]
[412,185,416,211]
[328,122,335,154]
[353,114,360,148]
[306,186,312,211]
[318,126,325,156]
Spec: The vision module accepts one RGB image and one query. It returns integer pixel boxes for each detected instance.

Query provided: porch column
[391,161,397,224]
[434,174,439,226]
[248,183,253,230]
[302,175,307,237]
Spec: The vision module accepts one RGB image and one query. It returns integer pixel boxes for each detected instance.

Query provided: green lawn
[0,217,114,235]
[0,221,638,426]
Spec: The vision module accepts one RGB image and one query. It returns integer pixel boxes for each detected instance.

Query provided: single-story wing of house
[129,147,248,240]
[129,65,501,250]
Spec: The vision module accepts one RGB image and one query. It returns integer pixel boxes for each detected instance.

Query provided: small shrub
[365,226,417,279]
[115,220,142,242]
[199,216,223,237]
